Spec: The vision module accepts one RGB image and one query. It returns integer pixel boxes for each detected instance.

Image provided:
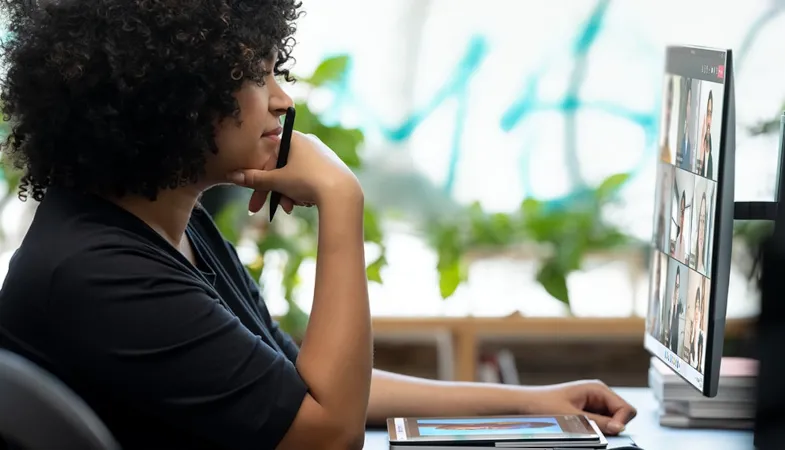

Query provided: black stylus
[269,107,296,221]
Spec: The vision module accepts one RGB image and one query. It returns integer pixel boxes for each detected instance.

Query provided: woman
[678,81,693,172]
[665,267,682,353]
[689,287,705,372]
[654,166,671,253]
[647,253,663,339]
[696,193,708,274]
[0,0,635,449]
[698,91,714,179]
[660,77,674,164]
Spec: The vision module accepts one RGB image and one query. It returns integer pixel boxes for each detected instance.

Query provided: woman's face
[206,65,293,183]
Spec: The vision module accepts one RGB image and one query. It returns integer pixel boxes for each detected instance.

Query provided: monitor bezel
[704,47,733,398]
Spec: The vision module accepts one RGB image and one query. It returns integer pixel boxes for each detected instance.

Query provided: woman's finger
[281,196,295,214]
[248,190,268,214]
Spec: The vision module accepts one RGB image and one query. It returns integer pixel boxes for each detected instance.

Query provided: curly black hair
[0,0,302,201]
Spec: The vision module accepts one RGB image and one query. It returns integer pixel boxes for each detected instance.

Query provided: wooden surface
[369,316,754,382]
[364,387,755,449]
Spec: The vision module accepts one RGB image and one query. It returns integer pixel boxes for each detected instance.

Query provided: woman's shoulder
[6,189,205,299]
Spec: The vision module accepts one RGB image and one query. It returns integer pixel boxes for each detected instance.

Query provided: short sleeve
[49,247,308,450]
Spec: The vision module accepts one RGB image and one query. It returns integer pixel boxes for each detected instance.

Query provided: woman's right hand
[228,131,362,213]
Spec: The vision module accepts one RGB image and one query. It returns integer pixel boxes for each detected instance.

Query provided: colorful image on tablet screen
[416,417,562,436]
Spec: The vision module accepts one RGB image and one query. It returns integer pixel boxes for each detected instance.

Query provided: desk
[363,387,754,449]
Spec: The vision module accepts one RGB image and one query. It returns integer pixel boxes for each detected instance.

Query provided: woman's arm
[234,134,373,450]
[280,194,372,450]
[366,370,636,436]
[367,369,520,423]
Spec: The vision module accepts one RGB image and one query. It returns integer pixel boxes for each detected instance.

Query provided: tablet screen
[387,414,598,443]
[416,417,562,436]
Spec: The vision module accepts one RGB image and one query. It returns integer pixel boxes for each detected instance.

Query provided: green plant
[426,173,633,307]
[214,55,386,338]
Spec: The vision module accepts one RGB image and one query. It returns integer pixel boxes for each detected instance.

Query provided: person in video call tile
[647,256,663,339]
[0,0,638,447]
[672,191,687,261]
[696,192,708,274]
[698,91,714,179]
[689,286,706,372]
[678,81,693,172]
[655,172,668,251]
[665,267,682,353]
[660,77,674,164]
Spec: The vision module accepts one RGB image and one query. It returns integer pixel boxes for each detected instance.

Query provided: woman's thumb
[580,412,626,436]
[227,169,277,190]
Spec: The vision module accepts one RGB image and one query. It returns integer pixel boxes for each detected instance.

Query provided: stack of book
[648,357,757,429]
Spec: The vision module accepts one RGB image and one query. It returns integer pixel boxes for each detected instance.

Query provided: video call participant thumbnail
[659,76,676,165]
[697,88,714,179]
[661,260,688,354]
[653,164,674,254]
[685,273,710,372]
[670,169,695,264]
[691,178,714,276]
[676,78,698,172]
[647,253,668,340]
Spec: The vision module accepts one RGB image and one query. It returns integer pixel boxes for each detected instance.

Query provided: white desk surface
[363,387,754,449]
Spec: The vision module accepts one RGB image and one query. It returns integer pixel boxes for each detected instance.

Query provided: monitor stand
[750,113,785,449]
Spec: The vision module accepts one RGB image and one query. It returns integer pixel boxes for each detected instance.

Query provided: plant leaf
[278,299,310,339]
[536,259,570,305]
[438,258,463,299]
[595,173,630,202]
[366,254,387,283]
[320,126,363,168]
[306,55,350,87]
[363,206,383,244]
[212,201,246,246]
[257,232,298,254]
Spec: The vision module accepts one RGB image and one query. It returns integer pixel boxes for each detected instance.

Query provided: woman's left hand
[518,380,637,436]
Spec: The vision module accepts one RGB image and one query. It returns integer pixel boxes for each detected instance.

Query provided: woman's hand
[228,131,362,214]
[518,380,637,436]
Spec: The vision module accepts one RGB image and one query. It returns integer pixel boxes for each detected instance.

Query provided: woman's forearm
[296,194,372,430]
[367,369,525,425]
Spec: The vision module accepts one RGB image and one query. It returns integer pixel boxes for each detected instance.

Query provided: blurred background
[0,0,781,386]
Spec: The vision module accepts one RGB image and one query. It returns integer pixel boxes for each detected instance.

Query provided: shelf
[369,315,755,381]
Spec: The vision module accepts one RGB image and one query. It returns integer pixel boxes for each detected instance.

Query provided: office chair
[0,349,120,450]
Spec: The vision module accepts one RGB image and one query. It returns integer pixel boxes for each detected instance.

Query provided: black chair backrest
[0,349,120,450]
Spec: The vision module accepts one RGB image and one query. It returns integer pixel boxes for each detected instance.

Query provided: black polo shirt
[0,187,308,449]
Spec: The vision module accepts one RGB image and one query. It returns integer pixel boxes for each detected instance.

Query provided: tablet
[386,414,602,447]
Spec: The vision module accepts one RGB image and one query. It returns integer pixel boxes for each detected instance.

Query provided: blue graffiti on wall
[324,0,657,206]
[319,0,785,207]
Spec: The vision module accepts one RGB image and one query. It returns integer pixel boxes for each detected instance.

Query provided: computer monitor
[646,45,735,397]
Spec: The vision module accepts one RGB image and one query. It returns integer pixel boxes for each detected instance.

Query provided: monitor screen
[646,46,728,392]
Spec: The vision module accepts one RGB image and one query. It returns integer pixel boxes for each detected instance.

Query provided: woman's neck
[109,186,203,248]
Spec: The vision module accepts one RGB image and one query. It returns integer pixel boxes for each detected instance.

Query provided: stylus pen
[269,106,296,221]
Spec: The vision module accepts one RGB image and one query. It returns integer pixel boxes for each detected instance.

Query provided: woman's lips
[262,126,282,143]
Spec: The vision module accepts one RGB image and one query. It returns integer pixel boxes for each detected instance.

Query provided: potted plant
[425,173,637,310]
